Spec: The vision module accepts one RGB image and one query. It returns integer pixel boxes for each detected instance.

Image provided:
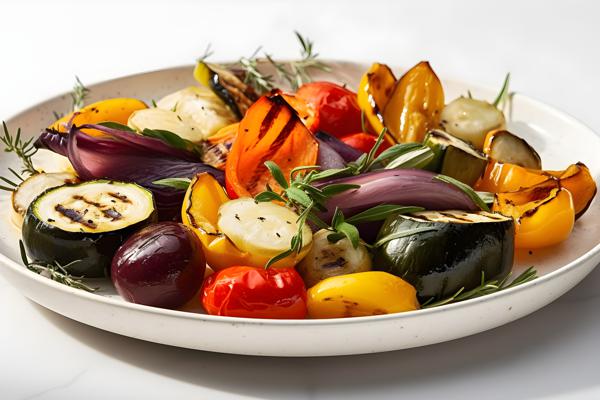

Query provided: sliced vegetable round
[111,222,206,309]
[297,229,372,288]
[217,198,313,265]
[423,129,487,186]
[22,180,157,277]
[11,172,78,226]
[440,96,506,150]
[374,210,514,299]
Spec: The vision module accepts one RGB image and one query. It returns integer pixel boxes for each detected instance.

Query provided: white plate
[0,62,599,357]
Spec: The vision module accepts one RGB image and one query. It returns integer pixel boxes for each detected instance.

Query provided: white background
[1,0,600,399]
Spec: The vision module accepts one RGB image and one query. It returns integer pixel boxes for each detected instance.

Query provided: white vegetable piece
[297,229,372,287]
[217,198,312,257]
[440,97,506,150]
[158,86,237,139]
[11,172,78,227]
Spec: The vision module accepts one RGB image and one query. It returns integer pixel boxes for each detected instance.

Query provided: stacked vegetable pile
[3,34,596,319]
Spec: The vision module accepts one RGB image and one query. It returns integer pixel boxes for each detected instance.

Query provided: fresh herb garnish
[19,240,97,292]
[492,73,511,109]
[0,121,38,179]
[153,177,192,190]
[434,174,491,212]
[71,76,90,112]
[422,266,537,308]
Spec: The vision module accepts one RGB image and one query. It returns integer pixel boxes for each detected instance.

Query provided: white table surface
[1,0,599,399]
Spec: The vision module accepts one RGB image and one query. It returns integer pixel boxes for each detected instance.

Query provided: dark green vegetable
[374,210,514,299]
[22,180,157,277]
[423,130,487,186]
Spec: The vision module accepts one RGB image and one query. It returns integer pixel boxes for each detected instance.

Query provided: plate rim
[1,62,599,327]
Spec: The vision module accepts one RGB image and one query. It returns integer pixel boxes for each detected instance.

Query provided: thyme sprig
[422,266,537,308]
[0,121,38,181]
[71,76,90,112]
[19,240,98,292]
[256,160,422,268]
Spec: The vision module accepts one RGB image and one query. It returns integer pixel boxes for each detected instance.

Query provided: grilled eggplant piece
[424,130,487,186]
[22,180,157,277]
[374,210,514,299]
[194,62,258,118]
[483,129,542,169]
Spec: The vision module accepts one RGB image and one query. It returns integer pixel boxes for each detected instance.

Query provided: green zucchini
[194,61,257,119]
[374,210,514,299]
[424,129,488,186]
[22,180,157,277]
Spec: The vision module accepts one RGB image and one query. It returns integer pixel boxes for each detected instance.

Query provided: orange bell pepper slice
[225,92,318,198]
[493,179,574,249]
[475,161,549,193]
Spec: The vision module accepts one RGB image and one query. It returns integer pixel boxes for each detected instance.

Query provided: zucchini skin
[21,183,158,278]
[374,215,514,299]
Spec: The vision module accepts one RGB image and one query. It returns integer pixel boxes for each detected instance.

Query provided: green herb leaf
[346,205,424,224]
[422,266,537,308]
[152,177,192,190]
[141,128,203,158]
[264,248,294,269]
[476,191,495,205]
[71,76,90,112]
[492,73,511,108]
[264,161,289,189]
[1,121,38,177]
[372,142,423,165]
[255,191,286,203]
[320,183,361,197]
[385,145,434,170]
[19,240,97,292]
[98,121,135,132]
[373,227,437,248]
[335,221,360,248]
[434,174,490,212]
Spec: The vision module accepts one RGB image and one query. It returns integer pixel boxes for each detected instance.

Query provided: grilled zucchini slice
[22,180,157,277]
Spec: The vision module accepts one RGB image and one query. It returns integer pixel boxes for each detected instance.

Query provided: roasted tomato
[295,81,362,137]
[340,132,391,155]
[201,266,307,319]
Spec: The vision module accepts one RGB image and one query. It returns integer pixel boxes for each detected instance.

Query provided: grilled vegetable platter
[2,33,596,321]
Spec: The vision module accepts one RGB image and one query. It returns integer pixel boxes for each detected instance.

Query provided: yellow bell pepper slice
[493,179,574,249]
[476,161,549,193]
[49,98,147,135]
[307,271,419,319]
[357,63,396,139]
[181,173,251,271]
[382,61,445,143]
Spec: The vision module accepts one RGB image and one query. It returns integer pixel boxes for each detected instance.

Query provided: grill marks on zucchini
[55,204,97,229]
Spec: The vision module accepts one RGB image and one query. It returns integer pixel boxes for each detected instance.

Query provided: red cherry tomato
[201,266,308,319]
[296,82,362,137]
[340,132,391,155]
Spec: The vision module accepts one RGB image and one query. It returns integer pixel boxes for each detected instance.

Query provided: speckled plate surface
[0,62,598,356]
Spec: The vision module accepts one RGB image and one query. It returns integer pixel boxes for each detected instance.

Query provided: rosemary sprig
[422,267,537,308]
[434,174,490,212]
[239,47,276,93]
[19,240,97,292]
[492,73,511,109]
[71,76,90,112]
[0,121,38,180]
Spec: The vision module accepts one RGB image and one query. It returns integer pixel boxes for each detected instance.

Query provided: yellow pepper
[50,98,147,135]
[546,163,597,218]
[475,161,549,193]
[493,179,574,249]
[181,173,310,271]
[357,63,397,142]
[307,271,419,319]
[382,61,445,143]
[181,172,251,271]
